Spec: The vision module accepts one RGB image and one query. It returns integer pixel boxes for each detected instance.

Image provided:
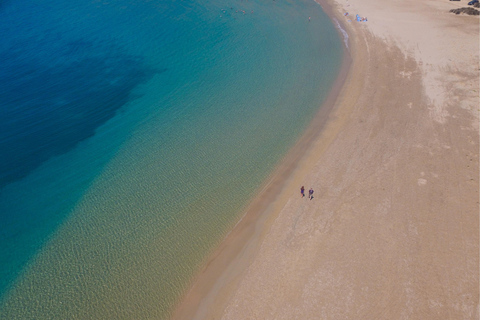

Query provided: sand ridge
[171,0,479,318]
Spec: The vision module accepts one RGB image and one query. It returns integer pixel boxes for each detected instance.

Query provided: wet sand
[171,0,479,318]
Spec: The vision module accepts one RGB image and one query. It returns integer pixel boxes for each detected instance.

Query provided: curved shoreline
[170,1,360,317]
[171,0,479,316]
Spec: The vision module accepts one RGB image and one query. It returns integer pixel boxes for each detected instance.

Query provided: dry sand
[172,0,479,318]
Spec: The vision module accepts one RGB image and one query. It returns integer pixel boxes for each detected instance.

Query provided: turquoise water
[0,0,343,318]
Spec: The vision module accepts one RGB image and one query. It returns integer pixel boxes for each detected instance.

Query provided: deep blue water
[0,0,343,315]
[0,46,156,187]
[0,0,162,297]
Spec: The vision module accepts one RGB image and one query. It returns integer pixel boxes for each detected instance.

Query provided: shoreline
[170,0,359,317]
[171,0,479,317]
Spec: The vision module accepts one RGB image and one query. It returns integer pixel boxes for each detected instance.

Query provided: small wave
[333,18,349,50]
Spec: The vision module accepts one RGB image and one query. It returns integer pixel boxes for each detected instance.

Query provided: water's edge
[170,2,352,317]
[0,0,346,318]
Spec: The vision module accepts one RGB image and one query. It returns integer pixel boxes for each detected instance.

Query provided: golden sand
[172,0,479,318]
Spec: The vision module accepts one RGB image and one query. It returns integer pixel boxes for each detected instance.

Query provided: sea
[0,0,343,318]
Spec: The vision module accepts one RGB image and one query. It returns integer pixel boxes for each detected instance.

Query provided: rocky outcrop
[450,7,480,15]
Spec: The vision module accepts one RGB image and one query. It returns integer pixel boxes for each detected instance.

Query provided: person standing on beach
[309,188,314,200]
[301,186,305,198]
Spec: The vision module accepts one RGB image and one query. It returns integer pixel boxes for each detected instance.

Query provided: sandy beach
[172,0,479,318]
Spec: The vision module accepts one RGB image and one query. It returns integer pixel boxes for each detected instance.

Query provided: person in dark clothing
[300,186,305,197]
[309,188,314,200]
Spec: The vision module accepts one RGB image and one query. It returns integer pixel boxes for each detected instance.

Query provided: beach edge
[169,0,360,318]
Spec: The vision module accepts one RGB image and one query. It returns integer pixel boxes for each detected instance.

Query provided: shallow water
[0,0,342,317]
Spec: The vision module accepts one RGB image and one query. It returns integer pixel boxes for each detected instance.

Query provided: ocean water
[0,0,343,318]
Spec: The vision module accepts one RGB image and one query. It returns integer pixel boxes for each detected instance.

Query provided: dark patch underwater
[0,39,159,189]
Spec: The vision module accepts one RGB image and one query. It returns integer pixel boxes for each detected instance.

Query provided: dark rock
[450,7,480,15]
